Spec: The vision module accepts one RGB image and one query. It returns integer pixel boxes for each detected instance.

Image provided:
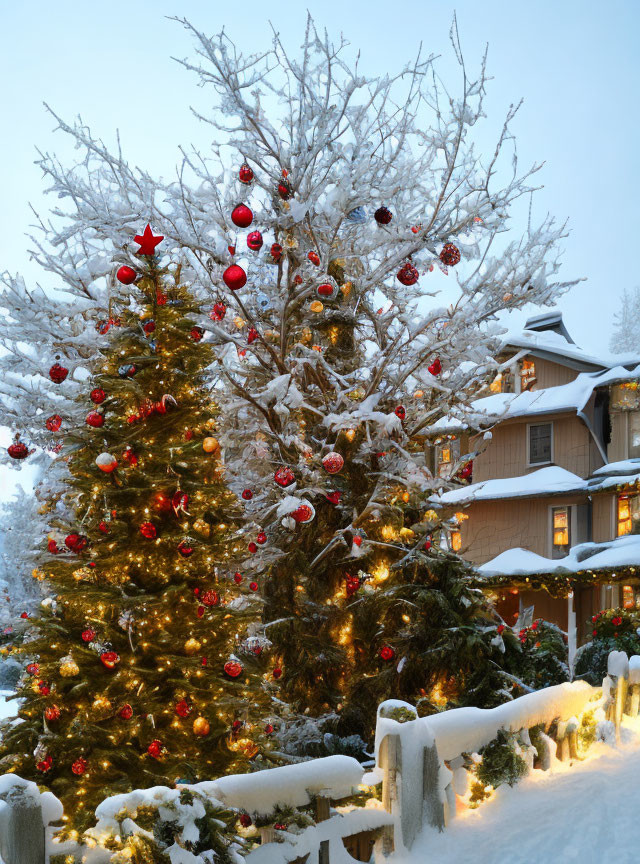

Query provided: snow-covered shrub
[575,608,640,685]
[474,728,529,792]
[506,619,570,691]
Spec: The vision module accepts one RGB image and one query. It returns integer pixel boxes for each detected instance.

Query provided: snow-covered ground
[0,690,16,725]
[394,720,640,864]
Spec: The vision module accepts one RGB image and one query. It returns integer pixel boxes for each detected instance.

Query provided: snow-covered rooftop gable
[432,363,640,432]
[502,326,607,370]
[478,533,640,579]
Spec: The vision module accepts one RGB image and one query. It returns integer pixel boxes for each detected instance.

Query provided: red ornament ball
[147,739,163,759]
[175,699,192,718]
[49,362,69,384]
[231,203,253,228]
[26,663,40,676]
[248,542,258,554]
[90,388,106,405]
[439,243,461,267]
[143,319,156,335]
[274,467,295,488]
[239,813,252,828]
[379,645,395,661]
[256,531,267,545]
[178,539,194,557]
[100,651,120,670]
[374,206,393,225]
[322,452,345,474]
[47,539,60,554]
[292,504,314,524]
[307,251,320,266]
[44,705,61,722]
[249,581,259,592]
[38,681,50,695]
[116,265,137,285]
[272,667,283,680]
[119,704,133,720]
[201,590,220,607]
[65,533,88,552]
[247,327,259,344]
[45,414,62,432]
[317,283,334,298]
[428,357,442,376]
[224,659,244,679]
[326,491,341,505]
[7,440,29,460]
[277,181,291,200]
[247,230,263,251]
[71,757,88,776]
[86,411,104,429]
[233,572,243,584]
[190,326,204,342]
[239,163,254,184]
[270,243,283,262]
[95,452,118,474]
[241,489,253,500]
[396,263,419,286]
[36,755,53,773]
[223,264,247,291]
[81,628,96,643]
[139,522,157,540]
[210,301,227,321]
[394,405,406,420]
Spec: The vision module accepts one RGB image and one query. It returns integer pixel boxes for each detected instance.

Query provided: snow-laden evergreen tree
[610,286,640,354]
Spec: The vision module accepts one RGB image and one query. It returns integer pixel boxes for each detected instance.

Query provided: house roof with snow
[476,534,640,584]
[501,313,609,372]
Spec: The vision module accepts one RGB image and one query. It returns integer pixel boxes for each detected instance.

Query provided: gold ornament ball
[310,300,324,313]
[184,638,202,655]
[193,518,211,538]
[193,716,211,736]
[202,437,220,454]
[205,417,217,430]
[59,656,80,677]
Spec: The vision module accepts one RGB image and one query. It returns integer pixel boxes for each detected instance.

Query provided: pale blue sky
[1,0,639,357]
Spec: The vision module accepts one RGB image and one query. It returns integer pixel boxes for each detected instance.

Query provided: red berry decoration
[36,755,53,773]
[249,581,259,592]
[45,414,62,432]
[223,264,247,291]
[326,491,341,505]
[98,521,110,534]
[247,327,259,344]
[65,533,88,552]
[7,438,29,460]
[322,452,345,474]
[395,405,406,420]
[233,572,243,584]
[134,224,164,256]
[49,362,69,384]
[38,681,50,695]
[224,659,243,679]
[292,504,314,524]
[177,539,194,558]
[81,628,96,643]
[374,206,393,225]
[256,531,267,545]
[47,539,60,554]
[201,590,220,607]
[86,411,104,429]
[379,645,395,661]
[239,813,252,828]
[139,522,157,540]
[241,489,253,500]
[277,181,291,200]
[44,705,60,722]
[428,357,442,376]
[396,263,419,286]
[116,265,137,284]
[100,651,120,670]
[26,663,39,676]
[239,163,254,184]
[20,611,29,619]
[175,699,192,718]
[439,242,461,267]
[307,251,320,266]
[72,757,88,776]
[190,326,204,342]
[248,542,258,554]
[119,704,133,720]
[272,667,282,680]
[352,535,363,547]
[247,230,263,251]
[317,283,334,298]
[274,467,295,488]
[90,388,106,405]
[147,739,163,759]
[143,319,156,335]
[231,203,253,228]
[210,301,227,321]
[270,243,283,262]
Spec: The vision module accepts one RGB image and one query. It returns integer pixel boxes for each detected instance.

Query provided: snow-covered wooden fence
[2,653,640,863]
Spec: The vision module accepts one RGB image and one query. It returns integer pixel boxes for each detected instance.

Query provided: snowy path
[393,725,640,864]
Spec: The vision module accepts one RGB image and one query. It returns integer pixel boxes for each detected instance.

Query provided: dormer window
[436,437,460,478]
[520,359,536,392]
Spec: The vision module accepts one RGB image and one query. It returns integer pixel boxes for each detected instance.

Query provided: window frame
[550,504,571,559]
[527,421,554,467]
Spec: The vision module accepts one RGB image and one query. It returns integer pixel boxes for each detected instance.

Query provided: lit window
[529,423,552,465]
[551,506,570,558]
[436,437,460,478]
[630,414,640,459]
[450,530,462,552]
[623,585,635,610]
[520,359,536,391]
[611,382,640,410]
[617,494,640,536]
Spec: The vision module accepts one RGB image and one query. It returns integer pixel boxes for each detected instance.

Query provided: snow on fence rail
[0,655,636,864]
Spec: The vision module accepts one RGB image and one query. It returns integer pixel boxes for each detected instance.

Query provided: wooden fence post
[422,741,445,832]
[379,733,400,854]
[0,785,46,864]
[315,794,330,864]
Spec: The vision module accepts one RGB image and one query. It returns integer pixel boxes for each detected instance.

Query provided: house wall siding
[608,411,628,462]
[593,493,615,542]
[472,414,603,483]
[532,357,579,390]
